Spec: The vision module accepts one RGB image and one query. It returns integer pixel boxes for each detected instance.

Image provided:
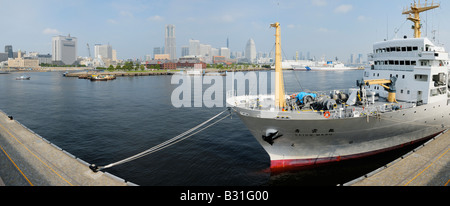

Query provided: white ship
[227,2,448,172]
[292,60,355,71]
[279,60,355,71]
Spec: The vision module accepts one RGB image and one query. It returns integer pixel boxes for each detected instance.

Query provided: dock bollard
[89,164,99,173]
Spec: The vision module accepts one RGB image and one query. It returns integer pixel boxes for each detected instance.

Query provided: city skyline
[1,0,450,62]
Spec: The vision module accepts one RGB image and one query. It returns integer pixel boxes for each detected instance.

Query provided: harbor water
[0,70,424,186]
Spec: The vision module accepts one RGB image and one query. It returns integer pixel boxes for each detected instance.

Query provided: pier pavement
[0,110,134,186]
[344,130,450,186]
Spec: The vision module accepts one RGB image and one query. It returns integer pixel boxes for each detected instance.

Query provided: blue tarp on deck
[296,92,317,104]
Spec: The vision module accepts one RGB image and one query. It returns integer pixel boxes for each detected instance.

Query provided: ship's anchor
[262,129,283,145]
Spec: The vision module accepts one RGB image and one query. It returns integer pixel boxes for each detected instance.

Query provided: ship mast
[402,0,440,38]
[271,22,286,109]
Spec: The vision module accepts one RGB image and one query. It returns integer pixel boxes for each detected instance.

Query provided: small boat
[105,74,116,80]
[16,75,31,80]
[90,74,107,81]
[89,74,116,81]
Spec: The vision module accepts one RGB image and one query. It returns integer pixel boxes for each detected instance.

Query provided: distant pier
[64,68,270,78]
[344,130,450,186]
[0,110,135,186]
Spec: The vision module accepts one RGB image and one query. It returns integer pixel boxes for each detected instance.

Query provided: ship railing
[327,101,416,119]
[227,90,417,119]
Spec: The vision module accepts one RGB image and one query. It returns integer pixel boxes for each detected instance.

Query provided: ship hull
[233,99,450,172]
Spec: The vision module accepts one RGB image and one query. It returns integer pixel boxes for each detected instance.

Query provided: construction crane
[402,0,440,38]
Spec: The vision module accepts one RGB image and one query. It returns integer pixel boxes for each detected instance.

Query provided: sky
[1,0,449,62]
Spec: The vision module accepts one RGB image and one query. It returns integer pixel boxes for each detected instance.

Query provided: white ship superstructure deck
[367,37,449,105]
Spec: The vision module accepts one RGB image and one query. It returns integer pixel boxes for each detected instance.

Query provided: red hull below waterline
[269,131,442,173]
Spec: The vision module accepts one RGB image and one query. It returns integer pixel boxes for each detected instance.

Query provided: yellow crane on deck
[357,77,398,103]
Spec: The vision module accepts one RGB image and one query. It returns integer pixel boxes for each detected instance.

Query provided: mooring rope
[90,108,231,172]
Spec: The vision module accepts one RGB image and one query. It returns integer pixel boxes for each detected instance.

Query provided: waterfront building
[189,39,200,56]
[52,34,77,65]
[112,49,117,61]
[37,54,52,64]
[165,24,177,60]
[219,47,230,59]
[245,38,256,64]
[153,47,163,59]
[200,44,211,57]
[154,54,170,60]
[349,53,355,64]
[94,44,112,59]
[0,53,7,62]
[211,48,219,57]
[181,46,189,57]
[5,45,13,58]
[8,50,39,68]
[213,56,226,64]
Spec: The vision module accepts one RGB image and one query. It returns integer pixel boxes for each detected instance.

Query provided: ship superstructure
[227,1,450,172]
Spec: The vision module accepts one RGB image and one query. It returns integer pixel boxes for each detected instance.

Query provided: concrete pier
[344,130,450,186]
[0,110,135,186]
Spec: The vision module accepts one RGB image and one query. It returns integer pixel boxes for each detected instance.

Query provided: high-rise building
[245,38,256,63]
[219,47,230,59]
[112,49,117,61]
[94,44,112,59]
[52,34,77,65]
[210,48,219,57]
[189,39,200,56]
[349,54,355,64]
[357,53,363,64]
[200,44,211,57]
[153,47,163,59]
[165,24,176,60]
[181,46,189,57]
[5,45,13,58]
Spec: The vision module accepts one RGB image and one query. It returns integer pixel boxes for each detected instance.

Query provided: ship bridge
[365,36,450,105]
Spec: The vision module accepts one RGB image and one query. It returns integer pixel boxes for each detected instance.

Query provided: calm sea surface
[0,70,422,186]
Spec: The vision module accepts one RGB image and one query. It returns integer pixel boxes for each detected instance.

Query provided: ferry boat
[227,1,448,172]
[292,60,354,71]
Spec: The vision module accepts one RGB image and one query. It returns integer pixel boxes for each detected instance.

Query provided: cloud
[147,15,164,22]
[312,0,327,7]
[119,11,133,18]
[334,4,353,14]
[221,14,235,23]
[317,27,329,32]
[107,19,118,24]
[357,15,367,22]
[287,24,301,29]
[42,28,61,35]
